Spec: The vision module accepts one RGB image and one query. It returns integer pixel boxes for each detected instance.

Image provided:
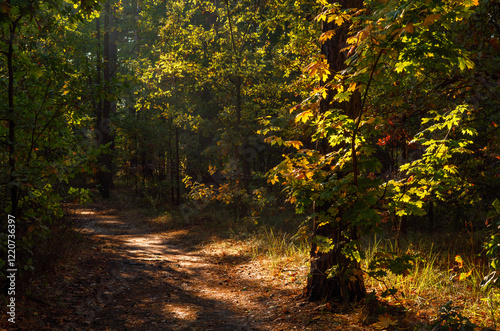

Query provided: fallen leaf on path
[374,313,398,329]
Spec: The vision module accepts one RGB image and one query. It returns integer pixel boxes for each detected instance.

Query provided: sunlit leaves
[457,56,474,70]
[386,104,478,217]
[319,29,336,43]
[313,235,333,253]
[295,110,314,123]
[262,0,495,304]
[305,55,331,82]
[354,0,479,77]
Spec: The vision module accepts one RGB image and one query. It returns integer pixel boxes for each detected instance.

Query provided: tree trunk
[175,126,180,206]
[306,219,365,303]
[305,0,365,304]
[96,0,115,198]
[158,150,166,182]
[169,121,175,203]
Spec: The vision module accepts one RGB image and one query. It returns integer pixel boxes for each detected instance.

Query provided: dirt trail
[10,188,368,330]
[65,203,274,330]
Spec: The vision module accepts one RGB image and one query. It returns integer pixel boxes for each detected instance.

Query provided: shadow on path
[60,198,279,331]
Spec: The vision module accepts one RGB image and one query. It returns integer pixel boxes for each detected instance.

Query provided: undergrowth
[183,205,499,329]
[363,233,500,329]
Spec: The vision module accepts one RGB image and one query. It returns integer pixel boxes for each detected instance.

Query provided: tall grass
[362,233,500,329]
[258,227,309,260]
[243,226,310,284]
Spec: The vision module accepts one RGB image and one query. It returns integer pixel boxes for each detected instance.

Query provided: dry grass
[362,234,500,329]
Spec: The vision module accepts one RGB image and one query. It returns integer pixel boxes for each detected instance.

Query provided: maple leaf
[319,30,336,43]
[422,14,441,27]
[334,15,345,26]
[289,141,303,150]
[404,22,414,34]
[374,313,398,329]
[295,110,313,123]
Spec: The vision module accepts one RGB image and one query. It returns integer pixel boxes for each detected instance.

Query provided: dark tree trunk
[96,0,116,198]
[306,218,365,303]
[175,126,180,206]
[305,0,365,304]
[158,150,166,182]
[168,120,175,204]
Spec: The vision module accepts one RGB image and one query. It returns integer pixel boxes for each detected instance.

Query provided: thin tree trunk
[169,121,175,203]
[175,126,180,206]
[158,150,166,182]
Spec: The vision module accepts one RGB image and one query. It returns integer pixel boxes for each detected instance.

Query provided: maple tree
[269,0,499,302]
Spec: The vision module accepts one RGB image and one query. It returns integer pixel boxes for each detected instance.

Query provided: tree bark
[169,120,175,203]
[305,0,365,304]
[306,221,365,303]
[96,0,115,198]
[175,125,180,205]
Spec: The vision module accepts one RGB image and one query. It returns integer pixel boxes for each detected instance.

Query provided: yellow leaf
[305,56,330,81]
[463,0,479,7]
[295,110,313,123]
[62,82,69,96]
[322,89,328,99]
[264,135,282,145]
[319,30,336,43]
[459,269,473,281]
[335,16,345,26]
[455,255,464,268]
[361,117,376,126]
[290,141,303,150]
[316,13,327,22]
[375,314,398,329]
[314,87,329,99]
[347,82,357,92]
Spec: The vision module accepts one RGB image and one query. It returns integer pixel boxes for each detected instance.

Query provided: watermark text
[6,214,17,324]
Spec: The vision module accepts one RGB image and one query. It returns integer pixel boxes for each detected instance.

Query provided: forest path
[15,186,368,330]
[63,190,280,330]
